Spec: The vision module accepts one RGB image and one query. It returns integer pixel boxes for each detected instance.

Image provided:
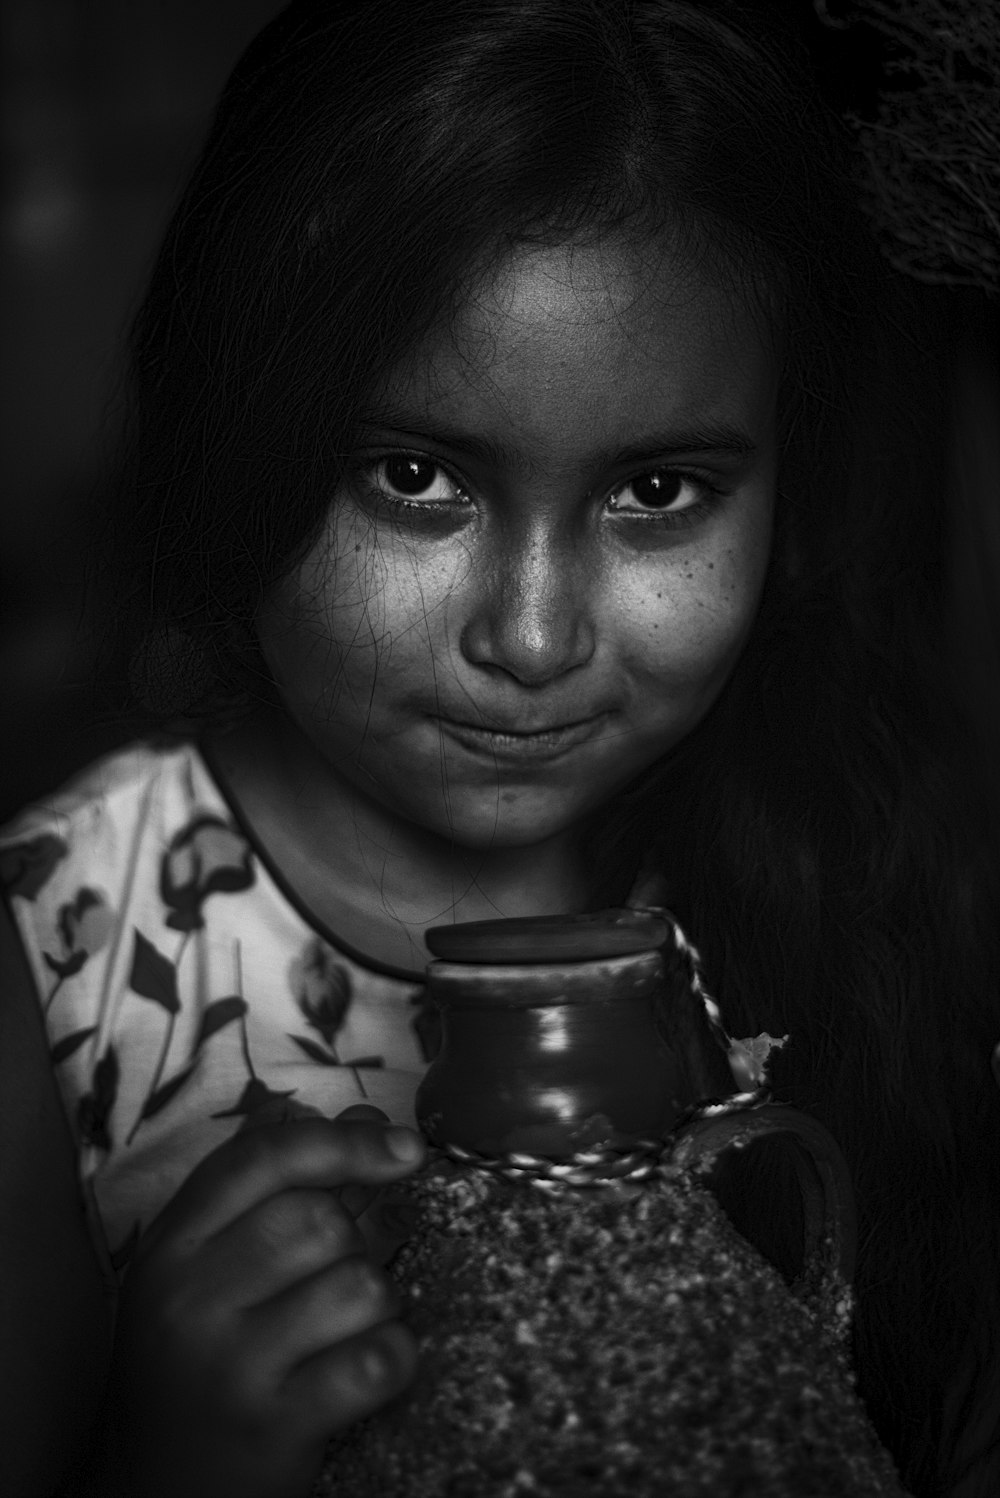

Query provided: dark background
[1,1,996,825]
[1,0,285,820]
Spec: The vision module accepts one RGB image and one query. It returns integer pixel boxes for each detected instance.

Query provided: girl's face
[259,237,777,854]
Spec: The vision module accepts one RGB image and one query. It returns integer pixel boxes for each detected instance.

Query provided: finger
[198,1188,367,1304]
[334,1106,392,1220]
[140,1117,425,1259]
[280,1319,418,1437]
[248,1252,401,1379]
[241,1105,392,1223]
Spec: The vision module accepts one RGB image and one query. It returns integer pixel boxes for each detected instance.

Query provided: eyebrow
[355,412,757,475]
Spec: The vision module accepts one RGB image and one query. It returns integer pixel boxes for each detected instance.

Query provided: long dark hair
[92,2,1000,1491]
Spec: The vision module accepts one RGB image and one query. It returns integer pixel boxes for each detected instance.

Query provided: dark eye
[625,471,684,509]
[601,470,718,530]
[370,456,463,503]
[384,457,435,495]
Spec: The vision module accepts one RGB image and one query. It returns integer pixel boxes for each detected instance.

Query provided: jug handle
[667,1104,857,1288]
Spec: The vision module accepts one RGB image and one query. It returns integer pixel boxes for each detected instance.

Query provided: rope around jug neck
[429,1085,773,1195]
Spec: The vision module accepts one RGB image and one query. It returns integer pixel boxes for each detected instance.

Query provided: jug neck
[426,948,664,1008]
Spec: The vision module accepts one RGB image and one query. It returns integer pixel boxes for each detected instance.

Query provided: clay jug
[415,907,855,1283]
[316,910,905,1498]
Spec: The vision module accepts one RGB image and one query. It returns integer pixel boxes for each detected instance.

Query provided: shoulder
[0,737,218,889]
[0,735,208,840]
[0,737,239,970]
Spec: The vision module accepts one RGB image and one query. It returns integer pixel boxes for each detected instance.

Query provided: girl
[1,1,997,1494]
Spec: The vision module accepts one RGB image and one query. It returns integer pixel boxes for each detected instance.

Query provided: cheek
[257,519,382,703]
[258,514,465,705]
[629,533,771,689]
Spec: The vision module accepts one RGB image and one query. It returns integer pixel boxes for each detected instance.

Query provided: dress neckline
[195,732,426,985]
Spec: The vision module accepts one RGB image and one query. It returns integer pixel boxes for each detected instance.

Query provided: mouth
[435,713,609,761]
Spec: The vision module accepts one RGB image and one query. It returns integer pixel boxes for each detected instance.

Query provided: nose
[459,520,597,686]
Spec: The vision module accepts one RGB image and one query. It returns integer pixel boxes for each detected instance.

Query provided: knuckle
[339,1254,399,1317]
[287,1322,417,1434]
[297,1188,350,1242]
[357,1321,417,1392]
[331,1323,415,1417]
[249,1193,298,1251]
[256,1189,356,1253]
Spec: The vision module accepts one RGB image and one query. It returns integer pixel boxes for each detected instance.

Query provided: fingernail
[338,1104,390,1124]
[384,1125,423,1163]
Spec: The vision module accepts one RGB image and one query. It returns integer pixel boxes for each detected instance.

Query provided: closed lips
[439,715,605,736]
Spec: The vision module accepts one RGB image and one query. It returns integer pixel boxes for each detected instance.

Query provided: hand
[89,1107,425,1498]
[240,1099,421,1267]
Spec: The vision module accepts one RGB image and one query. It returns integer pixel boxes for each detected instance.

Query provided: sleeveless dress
[0,738,433,1287]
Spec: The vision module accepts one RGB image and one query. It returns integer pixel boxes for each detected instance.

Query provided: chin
[399,793,598,854]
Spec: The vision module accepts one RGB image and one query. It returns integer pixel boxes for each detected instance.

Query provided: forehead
[368,237,777,454]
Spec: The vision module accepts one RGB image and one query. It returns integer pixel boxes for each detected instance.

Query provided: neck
[207,707,598,971]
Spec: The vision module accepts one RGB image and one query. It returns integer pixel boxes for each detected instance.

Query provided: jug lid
[425,907,670,963]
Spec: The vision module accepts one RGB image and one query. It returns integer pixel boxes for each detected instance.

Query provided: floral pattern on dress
[0,743,430,1269]
[120,813,258,1142]
[287,936,386,1094]
[160,814,255,931]
[44,888,115,983]
[0,843,118,1068]
[41,889,117,1068]
[289,937,353,1060]
[213,1075,299,1123]
[0,820,262,1155]
[0,833,68,899]
[77,1046,120,1153]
